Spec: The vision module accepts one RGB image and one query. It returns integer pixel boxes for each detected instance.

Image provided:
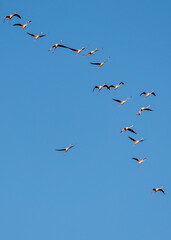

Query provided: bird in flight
[90,57,110,70]
[27,32,47,42]
[93,84,110,94]
[132,157,146,166]
[67,46,86,56]
[13,20,31,32]
[129,137,144,146]
[109,82,124,92]
[120,125,136,134]
[152,186,165,195]
[136,105,152,115]
[49,40,69,53]
[3,12,21,24]
[83,48,102,57]
[113,97,131,107]
[56,144,75,155]
[140,90,156,99]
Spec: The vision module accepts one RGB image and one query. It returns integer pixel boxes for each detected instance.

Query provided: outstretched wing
[69,145,75,149]
[39,34,46,38]
[13,23,22,27]
[159,189,165,194]
[90,62,101,65]
[93,86,99,91]
[56,148,66,151]
[140,92,145,96]
[58,44,70,49]
[128,128,136,134]
[13,13,21,19]
[67,47,78,52]
[129,136,135,142]
[27,32,35,37]
[113,99,121,103]
[103,84,110,89]
[144,108,152,111]
[3,15,9,22]
[151,92,156,96]
[132,158,139,162]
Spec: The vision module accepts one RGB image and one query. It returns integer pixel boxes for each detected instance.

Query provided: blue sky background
[0,0,171,239]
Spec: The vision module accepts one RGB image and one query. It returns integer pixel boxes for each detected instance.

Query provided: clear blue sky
[1,1,171,239]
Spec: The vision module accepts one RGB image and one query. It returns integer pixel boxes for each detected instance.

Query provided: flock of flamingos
[3,11,165,196]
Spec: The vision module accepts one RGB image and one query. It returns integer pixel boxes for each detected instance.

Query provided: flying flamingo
[13,20,31,31]
[132,157,146,166]
[3,12,21,24]
[129,136,144,146]
[56,144,75,155]
[49,40,69,53]
[90,57,110,70]
[67,46,86,56]
[140,90,156,99]
[83,48,102,57]
[113,97,131,107]
[27,32,47,42]
[93,84,110,95]
[109,82,124,92]
[120,125,136,134]
[136,105,152,115]
[152,187,165,195]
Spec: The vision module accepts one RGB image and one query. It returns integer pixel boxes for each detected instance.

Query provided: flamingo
[120,125,136,134]
[140,90,156,99]
[56,144,75,156]
[49,40,69,53]
[152,187,165,195]
[93,84,110,95]
[3,12,21,24]
[90,57,110,70]
[27,32,47,42]
[67,46,86,56]
[129,137,144,146]
[136,105,152,115]
[132,157,146,166]
[83,48,102,57]
[13,20,31,32]
[109,82,124,91]
[113,97,131,107]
